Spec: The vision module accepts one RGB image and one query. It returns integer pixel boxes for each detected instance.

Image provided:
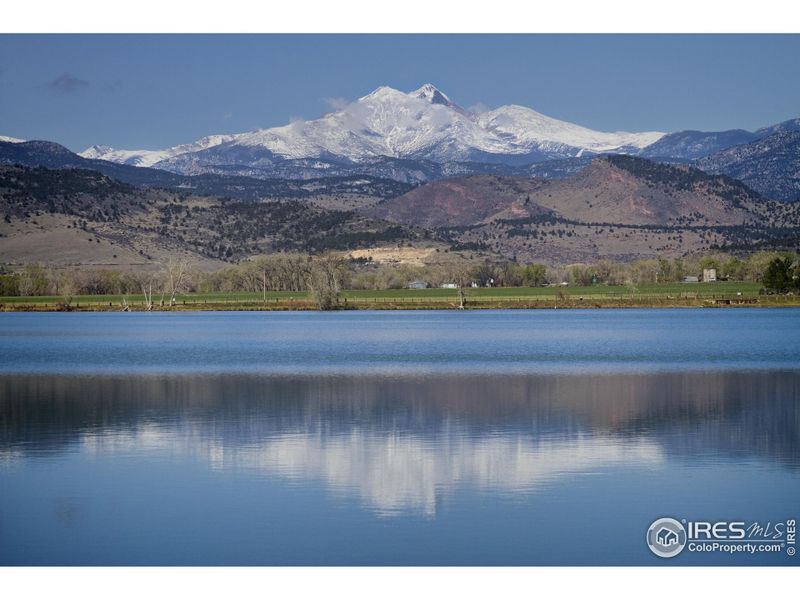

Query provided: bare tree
[163,257,190,307]
[307,254,345,310]
[57,270,77,310]
[445,263,471,310]
[142,277,155,311]
[17,264,49,296]
[250,256,273,303]
[129,271,157,311]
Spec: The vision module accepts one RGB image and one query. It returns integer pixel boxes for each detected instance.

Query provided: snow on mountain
[79,85,667,174]
[227,85,511,162]
[209,84,665,162]
[80,134,236,167]
[80,144,170,167]
[412,83,460,108]
[477,105,664,155]
[0,135,25,144]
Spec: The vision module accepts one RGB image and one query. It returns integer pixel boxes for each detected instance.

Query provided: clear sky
[1,34,799,152]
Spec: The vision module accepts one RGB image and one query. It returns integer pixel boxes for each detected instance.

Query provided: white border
[1,0,799,33]
[1,566,798,600]
[2,3,798,597]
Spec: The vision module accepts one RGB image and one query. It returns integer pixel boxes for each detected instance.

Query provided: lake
[1,309,798,565]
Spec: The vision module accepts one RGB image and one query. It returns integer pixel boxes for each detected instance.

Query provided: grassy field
[2,281,793,311]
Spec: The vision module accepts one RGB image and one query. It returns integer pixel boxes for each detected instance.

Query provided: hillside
[367,156,800,264]
[3,156,798,268]
[695,131,800,201]
[535,155,764,226]
[372,156,770,228]
[0,140,414,204]
[364,175,552,228]
[0,166,429,267]
[638,129,759,161]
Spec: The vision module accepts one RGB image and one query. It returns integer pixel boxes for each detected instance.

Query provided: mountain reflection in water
[2,372,798,517]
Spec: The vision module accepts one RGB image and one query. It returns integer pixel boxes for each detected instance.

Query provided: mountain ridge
[3,156,799,267]
[365,155,800,263]
[75,84,665,172]
[0,139,414,200]
[695,131,800,201]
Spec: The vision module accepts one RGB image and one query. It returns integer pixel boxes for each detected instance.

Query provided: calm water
[1,309,798,565]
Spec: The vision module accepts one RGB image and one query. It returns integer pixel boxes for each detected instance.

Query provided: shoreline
[2,296,798,312]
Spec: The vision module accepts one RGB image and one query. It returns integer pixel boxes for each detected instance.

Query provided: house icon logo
[647,518,687,558]
[656,527,678,546]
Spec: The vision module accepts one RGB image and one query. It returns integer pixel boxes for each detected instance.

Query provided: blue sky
[1,34,799,152]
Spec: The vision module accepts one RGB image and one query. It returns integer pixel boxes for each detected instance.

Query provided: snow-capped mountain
[0,135,25,144]
[79,84,665,174]
[476,105,663,155]
[80,134,236,167]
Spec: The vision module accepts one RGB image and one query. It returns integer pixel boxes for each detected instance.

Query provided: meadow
[2,280,792,311]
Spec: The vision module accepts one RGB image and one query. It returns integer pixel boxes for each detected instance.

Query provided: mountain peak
[361,86,406,101]
[84,144,114,154]
[80,84,668,171]
[411,83,455,107]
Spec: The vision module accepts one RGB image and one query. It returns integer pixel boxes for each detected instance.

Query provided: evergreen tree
[762,257,795,292]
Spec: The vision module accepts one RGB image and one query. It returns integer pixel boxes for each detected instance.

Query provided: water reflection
[2,372,798,516]
[218,431,663,516]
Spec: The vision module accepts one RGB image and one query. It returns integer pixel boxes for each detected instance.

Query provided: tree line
[1,250,798,309]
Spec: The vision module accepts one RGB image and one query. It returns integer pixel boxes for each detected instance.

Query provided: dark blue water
[1,310,799,565]
[1,309,799,375]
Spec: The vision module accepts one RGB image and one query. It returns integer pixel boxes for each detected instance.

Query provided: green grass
[348,281,762,301]
[0,281,764,306]
[0,290,306,305]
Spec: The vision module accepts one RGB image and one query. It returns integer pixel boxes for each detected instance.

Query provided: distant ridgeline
[1,131,799,267]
